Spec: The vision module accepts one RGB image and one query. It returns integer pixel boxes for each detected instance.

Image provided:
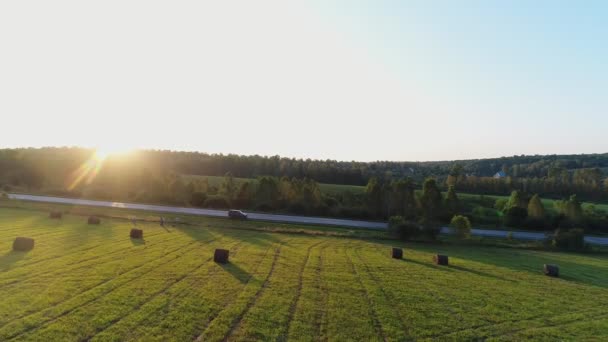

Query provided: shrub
[419,218,441,241]
[503,207,528,227]
[190,192,207,207]
[388,216,421,241]
[553,228,586,251]
[203,195,231,209]
[494,198,508,211]
[450,215,471,238]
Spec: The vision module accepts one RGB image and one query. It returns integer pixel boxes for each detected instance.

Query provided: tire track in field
[84,242,245,341]
[0,229,178,287]
[343,245,387,342]
[124,242,259,341]
[479,307,608,340]
[368,243,465,332]
[220,242,284,342]
[0,238,213,340]
[281,240,327,341]
[352,247,412,340]
[193,241,278,342]
[0,225,170,279]
[314,244,330,341]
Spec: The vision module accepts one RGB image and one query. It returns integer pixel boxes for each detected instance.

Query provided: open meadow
[0,207,607,341]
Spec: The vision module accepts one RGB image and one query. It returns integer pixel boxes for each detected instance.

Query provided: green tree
[390,178,417,219]
[527,194,546,219]
[506,190,527,210]
[450,215,471,238]
[565,195,583,223]
[220,172,236,199]
[444,185,461,218]
[420,178,443,220]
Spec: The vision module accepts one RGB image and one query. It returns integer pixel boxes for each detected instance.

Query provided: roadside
[5,193,608,246]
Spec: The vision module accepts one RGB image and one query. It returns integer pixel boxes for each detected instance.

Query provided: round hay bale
[13,237,35,251]
[88,216,101,225]
[433,254,449,265]
[214,249,229,264]
[544,264,559,277]
[391,247,403,259]
[49,211,62,219]
[130,228,143,239]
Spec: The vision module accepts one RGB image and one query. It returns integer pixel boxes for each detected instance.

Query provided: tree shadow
[0,250,28,271]
[218,262,251,284]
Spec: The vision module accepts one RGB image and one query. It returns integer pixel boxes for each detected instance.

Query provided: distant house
[493,171,507,179]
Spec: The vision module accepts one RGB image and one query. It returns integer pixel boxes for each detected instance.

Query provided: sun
[94,145,132,160]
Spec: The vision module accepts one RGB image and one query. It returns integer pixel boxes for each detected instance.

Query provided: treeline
[1,147,607,204]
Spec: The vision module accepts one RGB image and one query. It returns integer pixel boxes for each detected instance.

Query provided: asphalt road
[7,193,608,245]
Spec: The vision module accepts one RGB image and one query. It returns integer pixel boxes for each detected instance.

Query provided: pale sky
[1,1,607,161]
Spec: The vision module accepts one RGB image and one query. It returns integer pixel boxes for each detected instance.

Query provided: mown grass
[0,207,607,341]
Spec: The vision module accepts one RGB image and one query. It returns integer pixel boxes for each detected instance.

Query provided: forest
[1,147,607,237]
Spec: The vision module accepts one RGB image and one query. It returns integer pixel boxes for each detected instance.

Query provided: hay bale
[544,264,559,277]
[49,211,62,219]
[13,237,34,251]
[391,247,403,259]
[214,249,229,264]
[130,228,143,239]
[433,254,449,265]
[88,216,101,225]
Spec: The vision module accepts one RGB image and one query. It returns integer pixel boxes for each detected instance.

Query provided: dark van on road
[228,209,248,220]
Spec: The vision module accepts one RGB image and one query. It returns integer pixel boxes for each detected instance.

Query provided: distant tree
[527,194,546,219]
[365,177,386,218]
[190,192,207,207]
[388,216,420,241]
[450,215,471,238]
[390,178,417,219]
[446,164,464,187]
[220,172,236,199]
[565,195,583,223]
[444,185,461,218]
[420,178,443,220]
[506,190,527,210]
[255,176,280,208]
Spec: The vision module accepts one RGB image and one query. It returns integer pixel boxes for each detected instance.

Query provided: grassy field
[182,174,366,196]
[0,207,607,341]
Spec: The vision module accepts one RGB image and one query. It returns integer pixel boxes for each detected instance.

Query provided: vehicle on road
[228,209,248,220]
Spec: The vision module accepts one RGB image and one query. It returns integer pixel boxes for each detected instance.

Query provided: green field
[1,207,607,341]
[182,174,366,195]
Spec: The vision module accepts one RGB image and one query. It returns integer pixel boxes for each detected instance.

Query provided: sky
[1,0,607,162]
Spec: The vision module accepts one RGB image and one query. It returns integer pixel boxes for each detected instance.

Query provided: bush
[503,207,528,227]
[494,198,508,211]
[471,206,500,226]
[553,228,586,251]
[450,215,471,238]
[388,216,421,241]
[203,195,231,209]
[522,217,549,231]
[190,192,207,207]
[0,192,8,200]
[255,202,275,212]
[419,218,441,241]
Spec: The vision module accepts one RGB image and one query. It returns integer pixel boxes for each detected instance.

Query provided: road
[7,193,388,230]
[7,193,608,246]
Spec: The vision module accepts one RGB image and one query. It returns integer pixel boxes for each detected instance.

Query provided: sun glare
[94,146,132,160]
